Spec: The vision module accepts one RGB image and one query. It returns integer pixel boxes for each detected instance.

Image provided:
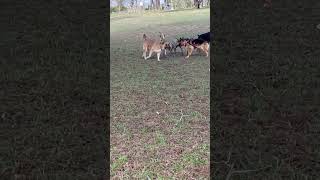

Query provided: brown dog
[176,37,189,55]
[184,39,209,59]
[142,32,166,61]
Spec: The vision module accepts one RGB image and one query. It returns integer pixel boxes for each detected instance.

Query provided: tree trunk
[117,0,122,12]
[195,0,201,9]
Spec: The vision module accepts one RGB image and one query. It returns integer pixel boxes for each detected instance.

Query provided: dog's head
[164,42,172,49]
[143,34,147,40]
[177,38,190,47]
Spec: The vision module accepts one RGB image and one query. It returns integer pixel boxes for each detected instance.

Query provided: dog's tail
[143,34,147,40]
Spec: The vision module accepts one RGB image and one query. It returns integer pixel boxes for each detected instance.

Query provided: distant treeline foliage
[111,0,209,13]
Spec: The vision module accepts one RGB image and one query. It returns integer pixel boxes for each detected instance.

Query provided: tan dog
[142,32,166,61]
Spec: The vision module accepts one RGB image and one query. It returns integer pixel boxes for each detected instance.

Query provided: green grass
[155,132,167,146]
[182,151,208,166]
[111,9,209,179]
[173,143,209,173]
[111,8,209,33]
[111,155,128,172]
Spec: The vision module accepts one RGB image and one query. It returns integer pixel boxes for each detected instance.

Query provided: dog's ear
[159,32,165,40]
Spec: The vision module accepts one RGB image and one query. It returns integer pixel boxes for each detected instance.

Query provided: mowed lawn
[110,9,210,179]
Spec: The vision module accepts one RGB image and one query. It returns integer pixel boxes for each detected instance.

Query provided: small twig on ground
[248,82,265,98]
[213,148,269,180]
[247,82,281,113]
[179,109,190,121]
[225,163,235,180]
[226,166,270,180]
[212,147,232,165]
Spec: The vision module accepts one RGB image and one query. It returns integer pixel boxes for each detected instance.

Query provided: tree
[155,0,160,9]
[149,0,160,10]
[115,0,125,11]
[194,0,202,9]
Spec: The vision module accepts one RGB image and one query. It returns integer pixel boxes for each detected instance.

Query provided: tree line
[111,0,210,13]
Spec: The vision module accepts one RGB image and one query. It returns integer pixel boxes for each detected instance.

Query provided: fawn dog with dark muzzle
[142,32,167,61]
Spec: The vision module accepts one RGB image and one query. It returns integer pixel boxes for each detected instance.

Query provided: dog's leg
[185,47,189,59]
[180,47,184,55]
[146,50,153,59]
[196,47,201,54]
[202,48,208,57]
[197,46,207,54]
[185,45,193,59]
[142,47,145,58]
[157,52,161,61]
[204,44,209,57]
[142,50,147,59]
[201,48,208,57]
[164,49,167,56]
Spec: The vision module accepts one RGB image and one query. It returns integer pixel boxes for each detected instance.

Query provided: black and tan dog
[163,40,178,55]
[197,32,214,70]
[197,32,210,42]
[179,38,209,59]
[162,37,190,56]
[173,37,190,55]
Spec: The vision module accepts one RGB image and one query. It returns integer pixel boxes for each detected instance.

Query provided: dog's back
[198,32,210,42]
[143,34,155,50]
[143,34,165,50]
[191,38,206,45]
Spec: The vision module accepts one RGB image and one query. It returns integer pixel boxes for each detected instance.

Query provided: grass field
[110,9,210,179]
